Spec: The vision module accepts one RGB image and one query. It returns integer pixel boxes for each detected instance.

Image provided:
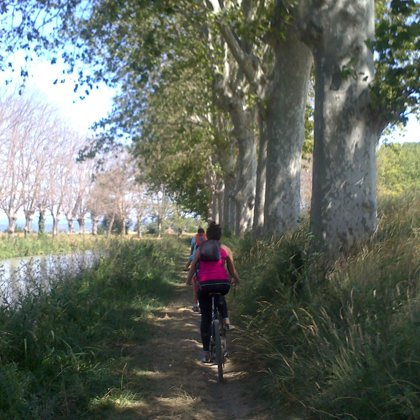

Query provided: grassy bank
[0,237,181,418]
[0,234,110,260]
[230,192,419,419]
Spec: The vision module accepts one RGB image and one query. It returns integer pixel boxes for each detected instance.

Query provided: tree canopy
[1,0,419,256]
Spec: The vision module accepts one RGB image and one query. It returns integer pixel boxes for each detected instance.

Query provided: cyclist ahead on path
[186,222,240,363]
[185,227,208,312]
[184,227,207,271]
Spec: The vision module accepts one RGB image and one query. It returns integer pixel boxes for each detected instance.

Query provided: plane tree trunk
[299,0,378,256]
[264,34,313,235]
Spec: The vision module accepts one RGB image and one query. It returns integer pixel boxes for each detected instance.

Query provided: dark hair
[197,227,205,234]
[206,222,222,241]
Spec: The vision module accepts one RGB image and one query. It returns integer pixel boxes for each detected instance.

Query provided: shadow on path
[103,278,272,419]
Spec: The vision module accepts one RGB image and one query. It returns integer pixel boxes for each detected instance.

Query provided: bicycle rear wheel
[213,319,224,382]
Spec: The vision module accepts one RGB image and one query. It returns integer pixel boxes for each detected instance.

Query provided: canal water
[0,251,100,306]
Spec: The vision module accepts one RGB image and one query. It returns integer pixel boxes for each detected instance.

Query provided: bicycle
[209,292,227,382]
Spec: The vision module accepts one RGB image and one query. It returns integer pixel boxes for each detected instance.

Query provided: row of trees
[1,0,418,258]
[0,93,175,236]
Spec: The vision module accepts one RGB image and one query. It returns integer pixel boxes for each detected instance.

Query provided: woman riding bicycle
[186,222,240,363]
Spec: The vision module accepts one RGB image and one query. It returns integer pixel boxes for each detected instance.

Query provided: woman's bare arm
[186,251,200,285]
[222,245,240,285]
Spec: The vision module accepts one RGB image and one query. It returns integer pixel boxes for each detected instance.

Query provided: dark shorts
[198,280,230,295]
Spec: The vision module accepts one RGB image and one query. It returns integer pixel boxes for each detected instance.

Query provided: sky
[1,54,116,135]
[387,114,419,144]
[28,60,116,134]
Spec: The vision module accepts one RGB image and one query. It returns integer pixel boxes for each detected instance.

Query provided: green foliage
[231,192,420,418]
[0,237,180,417]
[302,103,314,158]
[371,0,420,125]
[377,142,420,197]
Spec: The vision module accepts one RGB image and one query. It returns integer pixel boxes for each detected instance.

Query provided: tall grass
[0,234,108,259]
[231,193,420,419]
[0,237,181,418]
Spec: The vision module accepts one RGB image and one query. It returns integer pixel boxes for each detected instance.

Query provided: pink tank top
[198,246,229,282]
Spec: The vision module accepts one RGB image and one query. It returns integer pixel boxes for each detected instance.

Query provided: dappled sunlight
[133,368,167,380]
[109,285,271,419]
[155,387,203,414]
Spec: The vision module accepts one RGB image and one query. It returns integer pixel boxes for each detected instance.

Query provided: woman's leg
[198,282,231,351]
[216,295,228,319]
[198,290,212,351]
[193,279,199,304]
[214,284,230,318]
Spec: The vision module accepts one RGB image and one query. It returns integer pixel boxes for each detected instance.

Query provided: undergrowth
[0,237,181,418]
[231,193,420,419]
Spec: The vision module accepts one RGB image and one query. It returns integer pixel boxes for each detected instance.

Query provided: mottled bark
[222,166,237,233]
[301,0,377,255]
[210,194,219,223]
[207,1,313,237]
[230,106,257,234]
[264,35,313,235]
[217,189,224,227]
[253,111,267,233]
[209,189,224,225]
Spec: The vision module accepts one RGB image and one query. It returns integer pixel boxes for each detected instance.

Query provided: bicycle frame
[209,293,227,382]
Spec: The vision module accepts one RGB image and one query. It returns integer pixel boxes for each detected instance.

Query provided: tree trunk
[107,213,115,236]
[306,0,377,256]
[217,189,224,227]
[24,210,35,235]
[67,217,74,234]
[212,54,256,236]
[137,214,143,238]
[6,212,17,237]
[157,216,162,238]
[231,106,257,235]
[91,216,99,236]
[38,209,46,235]
[52,215,60,237]
[49,205,62,237]
[120,218,126,236]
[77,217,85,234]
[264,35,313,235]
[222,174,236,234]
[210,193,220,224]
[217,137,237,233]
[253,110,267,234]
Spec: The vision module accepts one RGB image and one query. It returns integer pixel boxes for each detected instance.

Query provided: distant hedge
[377,142,420,197]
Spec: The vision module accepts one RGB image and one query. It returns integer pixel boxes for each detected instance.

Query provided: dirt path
[125,281,273,419]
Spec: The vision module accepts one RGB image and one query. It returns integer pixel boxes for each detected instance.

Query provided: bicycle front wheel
[213,319,224,382]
